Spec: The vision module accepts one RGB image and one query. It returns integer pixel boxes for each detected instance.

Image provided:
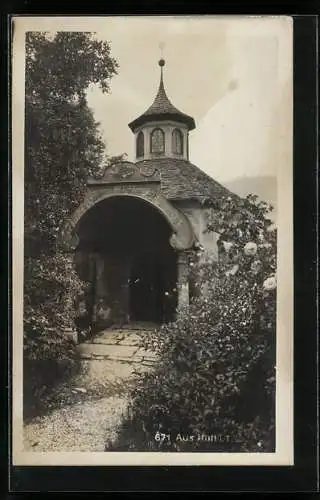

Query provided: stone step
[78,342,157,363]
[108,322,159,331]
[79,354,157,365]
[90,331,148,346]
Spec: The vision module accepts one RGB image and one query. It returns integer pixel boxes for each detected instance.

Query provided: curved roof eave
[128,112,196,132]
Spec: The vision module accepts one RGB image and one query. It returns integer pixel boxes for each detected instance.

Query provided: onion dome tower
[128,59,196,161]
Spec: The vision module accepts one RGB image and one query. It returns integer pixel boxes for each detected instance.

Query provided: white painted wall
[175,202,220,260]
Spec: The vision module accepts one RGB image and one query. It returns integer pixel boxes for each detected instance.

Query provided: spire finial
[158,42,165,79]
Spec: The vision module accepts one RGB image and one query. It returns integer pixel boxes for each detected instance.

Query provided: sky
[82,16,293,184]
[20,16,292,185]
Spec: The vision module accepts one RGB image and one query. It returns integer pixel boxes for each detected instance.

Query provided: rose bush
[107,194,277,452]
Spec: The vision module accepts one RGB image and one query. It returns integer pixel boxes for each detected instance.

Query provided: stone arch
[59,188,195,252]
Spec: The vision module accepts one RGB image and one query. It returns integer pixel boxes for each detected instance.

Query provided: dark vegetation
[24,32,118,418]
[106,195,277,452]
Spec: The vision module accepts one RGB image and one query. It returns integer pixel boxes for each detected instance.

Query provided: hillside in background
[223,176,277,221]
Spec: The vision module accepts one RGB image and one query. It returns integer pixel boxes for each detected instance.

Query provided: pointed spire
[128,57,195,132]
[147,58,175,114]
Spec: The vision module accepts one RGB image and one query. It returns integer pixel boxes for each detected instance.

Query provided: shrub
[23,253,85,419]
[107,195,276,452]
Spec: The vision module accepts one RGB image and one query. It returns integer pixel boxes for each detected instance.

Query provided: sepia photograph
[12,15,293,466]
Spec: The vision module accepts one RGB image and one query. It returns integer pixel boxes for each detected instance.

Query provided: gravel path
[23,396,128,452]
[23,328,156,452]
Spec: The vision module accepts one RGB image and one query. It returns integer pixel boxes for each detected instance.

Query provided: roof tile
[128,73,195,131]
[135,158,235,203]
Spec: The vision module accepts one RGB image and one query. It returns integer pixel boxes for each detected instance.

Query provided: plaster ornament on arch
[88,161,161,185]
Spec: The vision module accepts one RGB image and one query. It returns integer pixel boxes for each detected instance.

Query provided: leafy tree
[25,32,118,251]
[107,194,277,452]
[24,32,118,417]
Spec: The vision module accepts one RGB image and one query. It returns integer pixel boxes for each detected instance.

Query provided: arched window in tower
[150,128,165,154]
[136,131,144,158]
[172,128,183,155]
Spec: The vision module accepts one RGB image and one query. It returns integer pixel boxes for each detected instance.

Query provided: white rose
[243,242,257,256]
[222,241,233,253]
[251,260,262,273]
[263,275,277,291]
[230,264,239,275]
[261,242,272,249]
[226,264,239,277]
[267,223,277,233]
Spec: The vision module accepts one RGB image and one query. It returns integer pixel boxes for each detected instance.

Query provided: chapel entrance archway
[73,195,181,332]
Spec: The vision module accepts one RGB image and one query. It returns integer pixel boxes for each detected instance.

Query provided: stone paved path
[23,326,157,452]
[78,327,157,364]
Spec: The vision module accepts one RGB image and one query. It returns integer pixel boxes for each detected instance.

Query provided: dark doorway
[129,250,177,323]
[76,196,178,330]
[129,252,164,323]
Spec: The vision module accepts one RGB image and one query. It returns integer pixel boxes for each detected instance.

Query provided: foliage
[24,32,118,416]
[24,254,84,353]
[107,194,277,452]
[25,32,118,250]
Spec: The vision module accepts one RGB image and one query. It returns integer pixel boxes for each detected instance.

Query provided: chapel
[62,59,233,332]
